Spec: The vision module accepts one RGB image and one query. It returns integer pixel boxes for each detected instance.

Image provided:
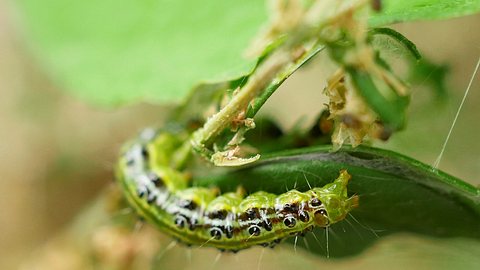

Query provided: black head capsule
[283,215,297,228]
[248,225,261,236]
[210,227,222,240]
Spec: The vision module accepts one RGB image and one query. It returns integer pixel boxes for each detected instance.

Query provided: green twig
[191,50,291,154]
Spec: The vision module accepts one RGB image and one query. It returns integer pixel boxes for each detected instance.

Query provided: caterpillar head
[309,170,359,226]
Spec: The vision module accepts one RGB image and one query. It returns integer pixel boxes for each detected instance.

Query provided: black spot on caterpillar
[116,128,359,251]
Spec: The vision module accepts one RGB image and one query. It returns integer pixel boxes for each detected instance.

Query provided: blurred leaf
[195,145,480,257]
[368,28,450,101]
[369,0,480,26]
[369,27,421,60]
[15,0,480,106]
[347,68,409,130]
[15,0,267,105]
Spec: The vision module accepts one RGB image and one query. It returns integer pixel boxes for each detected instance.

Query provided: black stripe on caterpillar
[116,128,359,251]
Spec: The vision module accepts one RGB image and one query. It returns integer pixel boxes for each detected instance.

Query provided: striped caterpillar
[116,128,359,252]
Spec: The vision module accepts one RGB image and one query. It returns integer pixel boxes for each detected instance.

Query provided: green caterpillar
[116,128,359,252]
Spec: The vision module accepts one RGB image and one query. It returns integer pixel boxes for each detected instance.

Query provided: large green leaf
[369,0,480,26]
[14,0,267,105]
[13,0,480,106]
[194,145,480,257]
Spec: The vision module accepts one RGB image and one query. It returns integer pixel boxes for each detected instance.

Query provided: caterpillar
[116,128,359,252]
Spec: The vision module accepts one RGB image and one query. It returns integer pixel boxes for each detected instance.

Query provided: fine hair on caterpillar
[116,128,359,252]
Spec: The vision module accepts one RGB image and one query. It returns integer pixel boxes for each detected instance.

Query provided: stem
[191,50,291,152]
[246,45,326,118]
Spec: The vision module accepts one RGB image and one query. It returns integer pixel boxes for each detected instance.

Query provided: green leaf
[194,145,480,258]
[14,0,267,106]
[369,0,480,26]
[347,68,409,130]
[369,27,421,60]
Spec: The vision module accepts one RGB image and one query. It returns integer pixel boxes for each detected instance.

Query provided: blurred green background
[0,1,479,269]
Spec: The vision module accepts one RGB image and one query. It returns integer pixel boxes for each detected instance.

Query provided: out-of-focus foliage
[15,0,267,105]
[369,0,480,26]
[14,0,480,106]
